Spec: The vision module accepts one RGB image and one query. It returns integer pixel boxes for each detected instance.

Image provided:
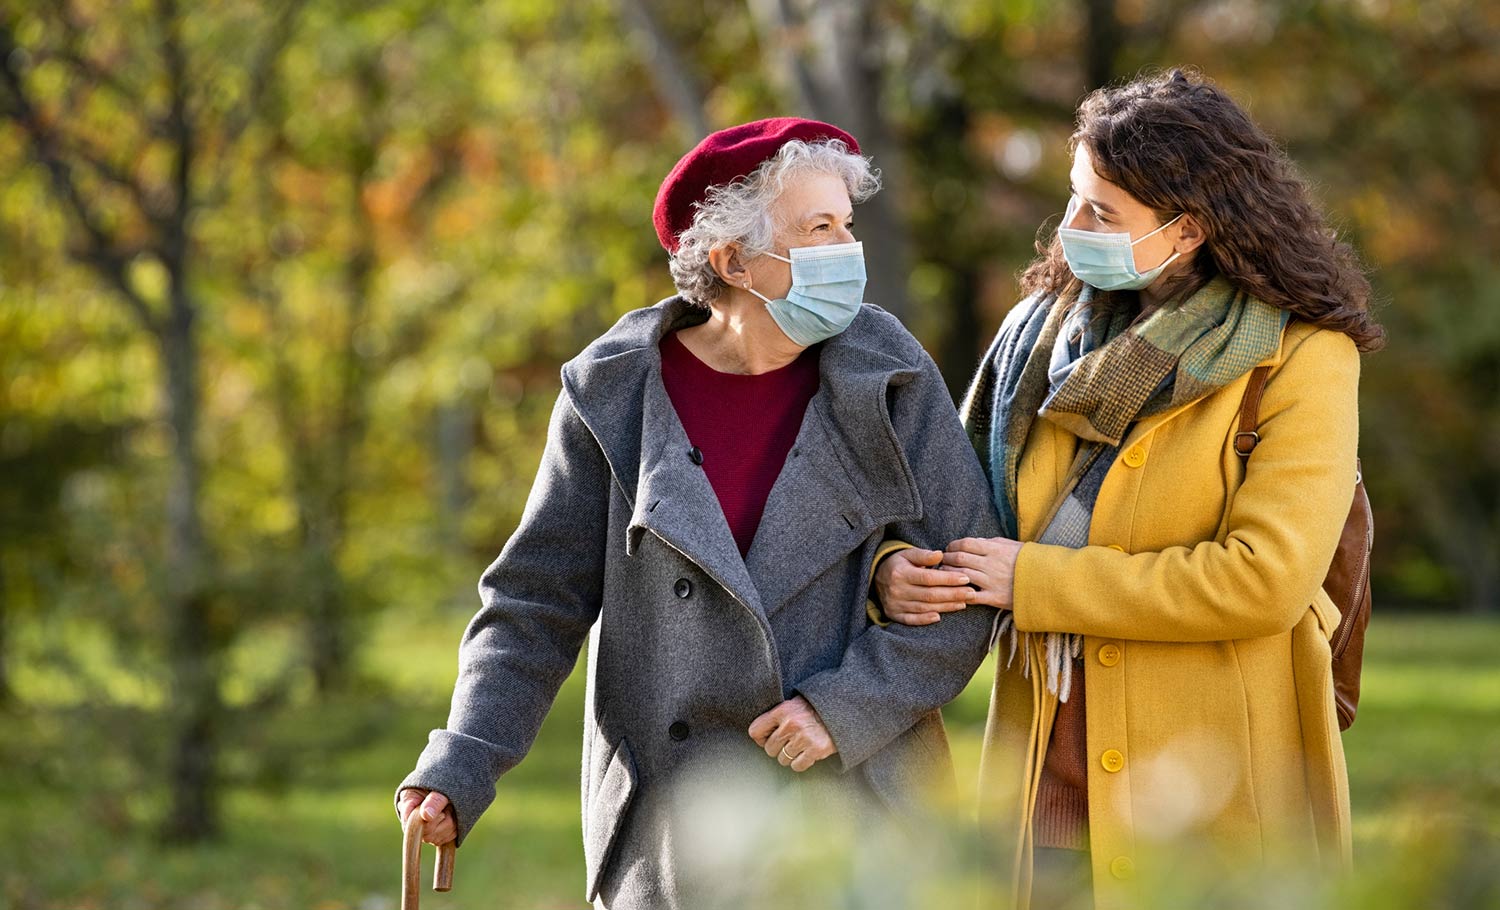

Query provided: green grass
[1,613,1496,909]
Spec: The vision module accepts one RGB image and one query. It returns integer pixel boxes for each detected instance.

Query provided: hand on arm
[873,539,1020,624]
[872,547,977,625]
[941,537,1022,610]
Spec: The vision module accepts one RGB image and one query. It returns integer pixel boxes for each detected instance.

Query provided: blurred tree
[237,4,477,694]
[0,0,306,840]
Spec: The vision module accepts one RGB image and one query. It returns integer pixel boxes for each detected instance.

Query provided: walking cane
[402,810,456,910]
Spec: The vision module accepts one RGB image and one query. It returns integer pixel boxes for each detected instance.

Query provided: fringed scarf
[960,276,1289,700]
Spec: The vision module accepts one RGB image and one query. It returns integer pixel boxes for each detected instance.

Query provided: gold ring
[780,744,796,760]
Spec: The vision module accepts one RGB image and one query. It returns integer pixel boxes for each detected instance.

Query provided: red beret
[653,117,861,253]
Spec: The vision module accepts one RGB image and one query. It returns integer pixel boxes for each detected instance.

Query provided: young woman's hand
[942,537,1022,609]
[872,547,976,626]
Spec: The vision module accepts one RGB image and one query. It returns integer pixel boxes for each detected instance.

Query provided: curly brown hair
[1021,68,1385,352]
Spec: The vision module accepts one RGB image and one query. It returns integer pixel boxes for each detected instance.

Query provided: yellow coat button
[1101,749,1125,773]
[1098,644,1122,666]
[1110,855,1135,880]
[1106,544,1125,553]
[1123,446,1146,468]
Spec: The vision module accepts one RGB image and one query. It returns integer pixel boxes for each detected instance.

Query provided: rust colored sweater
[1034,658,1090,850]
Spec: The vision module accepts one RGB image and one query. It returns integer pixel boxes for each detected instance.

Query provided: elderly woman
[394,118,1000,909]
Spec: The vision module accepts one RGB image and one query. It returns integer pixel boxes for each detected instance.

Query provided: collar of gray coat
[559,296,928,614]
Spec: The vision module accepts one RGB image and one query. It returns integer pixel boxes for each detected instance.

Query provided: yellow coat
[980,319,1359,909]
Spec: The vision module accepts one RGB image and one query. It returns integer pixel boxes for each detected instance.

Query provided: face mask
[745,240,866,347]
[1057,196,1185,292]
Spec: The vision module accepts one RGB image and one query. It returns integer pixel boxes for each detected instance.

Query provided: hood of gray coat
[559,296,930,534]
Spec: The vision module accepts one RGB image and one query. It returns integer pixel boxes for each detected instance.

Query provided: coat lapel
[745,320,924,616]
[627,372,764,617]
[743,397,877,615]
[563,298,763,613]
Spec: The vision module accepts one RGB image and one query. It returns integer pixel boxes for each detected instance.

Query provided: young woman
[873,69,1383,909]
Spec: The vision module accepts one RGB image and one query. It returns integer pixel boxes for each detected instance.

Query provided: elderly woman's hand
[941,537,1022,610]
[396,788,457,846]
[873,547,977,626]
[749,695,837,772]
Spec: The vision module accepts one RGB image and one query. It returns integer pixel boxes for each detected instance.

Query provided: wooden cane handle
[402,810,457,910]
[434,839,455,892]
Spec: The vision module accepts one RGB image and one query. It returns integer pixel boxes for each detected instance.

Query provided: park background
[0,0,1496,907]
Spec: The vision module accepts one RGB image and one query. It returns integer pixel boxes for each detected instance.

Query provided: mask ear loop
[741,248,792,305]
[1130,212,1187,274]
[1131,211,1185,246]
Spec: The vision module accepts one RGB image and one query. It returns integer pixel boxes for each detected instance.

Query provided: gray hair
[668,138,881,307]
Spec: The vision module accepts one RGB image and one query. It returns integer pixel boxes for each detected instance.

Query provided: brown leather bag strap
[1234,366,1274,458]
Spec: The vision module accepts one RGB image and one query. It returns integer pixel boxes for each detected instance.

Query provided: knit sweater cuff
[1032,777,1090,851]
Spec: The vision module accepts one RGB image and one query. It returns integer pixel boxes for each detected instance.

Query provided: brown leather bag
[1236,365,1373,730]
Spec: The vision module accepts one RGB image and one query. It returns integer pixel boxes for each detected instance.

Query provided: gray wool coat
[399,296,1002,908]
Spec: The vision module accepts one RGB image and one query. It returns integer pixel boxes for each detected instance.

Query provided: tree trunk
[937,266,982,402]
[615,0,711,140]
[304,107,381,694]
[0,552,11,708]
[1082,0,1121,90]
[307,536,347,692]
[904,86,986,395]
[154,3,222,838]
[157,298,220,843]
[1464,549,1499,615]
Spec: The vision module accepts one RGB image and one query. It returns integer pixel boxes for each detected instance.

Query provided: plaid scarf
[960,276,1289,699]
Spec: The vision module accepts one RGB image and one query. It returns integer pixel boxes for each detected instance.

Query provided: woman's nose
[833,225,856,244]
[1063,196,1086,230]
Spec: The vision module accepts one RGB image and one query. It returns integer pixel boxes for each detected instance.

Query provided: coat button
[688,446,704,465]
[1109,855,1135,880]
[668,721,690,741]
[1098,643,1121,666]
[674,578,692,599]
[1122,445,1146,468]
[1101,749,1125,773]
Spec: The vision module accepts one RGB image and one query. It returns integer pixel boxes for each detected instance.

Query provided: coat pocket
[584,735,640,902]
[1309,586,1342,644]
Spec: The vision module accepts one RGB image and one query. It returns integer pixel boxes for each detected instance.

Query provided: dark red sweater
[659,330,821,557]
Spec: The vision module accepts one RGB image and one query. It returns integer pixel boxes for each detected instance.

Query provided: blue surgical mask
[745,240,866,347]
[1057,196,1185,292]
